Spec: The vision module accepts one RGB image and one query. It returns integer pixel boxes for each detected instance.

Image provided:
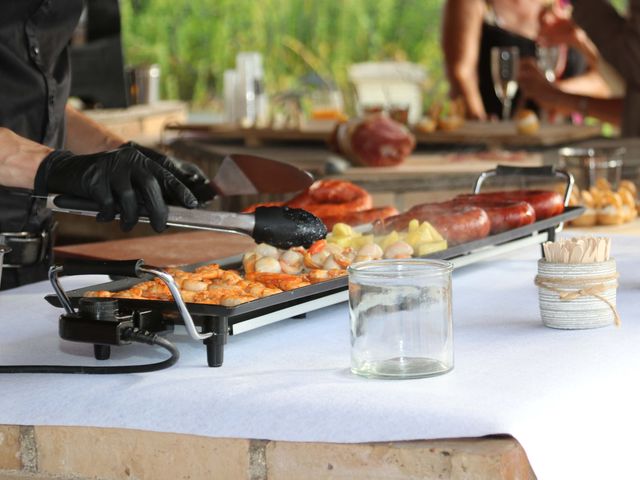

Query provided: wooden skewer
[544,236,611,264]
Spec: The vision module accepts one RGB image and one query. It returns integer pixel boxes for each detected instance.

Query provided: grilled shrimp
[245,272,311,291]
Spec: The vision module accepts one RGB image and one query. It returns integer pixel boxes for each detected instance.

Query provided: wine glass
[490,46,520,120]
[536,45,560,82]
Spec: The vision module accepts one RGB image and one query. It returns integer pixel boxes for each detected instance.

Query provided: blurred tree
[120,0,446,110]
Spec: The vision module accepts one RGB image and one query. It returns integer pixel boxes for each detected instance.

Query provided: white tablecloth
[1,235,640,480]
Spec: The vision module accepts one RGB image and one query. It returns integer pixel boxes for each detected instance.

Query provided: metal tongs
[46,196,326,250]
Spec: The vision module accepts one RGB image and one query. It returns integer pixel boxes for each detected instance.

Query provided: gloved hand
[123,141,214,205]
[34,147,198,232]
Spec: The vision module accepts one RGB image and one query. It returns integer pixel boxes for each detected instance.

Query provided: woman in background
[441,0,611,120]
[518,0,638,135]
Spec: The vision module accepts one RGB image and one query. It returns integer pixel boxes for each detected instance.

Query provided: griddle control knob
[78,298,118,322]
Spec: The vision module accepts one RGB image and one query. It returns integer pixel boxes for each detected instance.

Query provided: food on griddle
[374,203,491,245]
[450,196,536,234]
[455,190,564,220]
[326,221,448,258]
[320,206,399,230]
[85,249,348,307]
[86,264,282,306]
[373,189,563,245]
[243,240,349,275]
[245,180,398,230]
[329,114,416,167]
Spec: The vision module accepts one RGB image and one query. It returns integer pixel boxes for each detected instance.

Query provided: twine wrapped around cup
[535,258,619,329]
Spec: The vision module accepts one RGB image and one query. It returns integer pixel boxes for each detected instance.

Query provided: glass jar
[348,259,454,379]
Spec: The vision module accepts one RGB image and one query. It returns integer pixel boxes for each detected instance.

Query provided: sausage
[451,197,536,234]
[456,190,564,220]
[243,180,373,218]
[373,203,491,245]
[322,206,399,230]
[286,179,372,213]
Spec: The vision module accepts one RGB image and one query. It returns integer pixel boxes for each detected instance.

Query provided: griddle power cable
[0,329,179,374]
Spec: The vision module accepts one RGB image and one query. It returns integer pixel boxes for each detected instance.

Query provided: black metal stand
[540,226,557,258]
[94,344,111,360]
[203,316,228,367]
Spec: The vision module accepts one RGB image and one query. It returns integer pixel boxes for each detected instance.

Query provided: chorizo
[373,203,491,245]
[321,206,399,230]
[286,179,373,217]
[451,197,536,234]
[456,190,564,219]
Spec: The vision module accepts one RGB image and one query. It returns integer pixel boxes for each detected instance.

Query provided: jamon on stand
[329,113,416,167]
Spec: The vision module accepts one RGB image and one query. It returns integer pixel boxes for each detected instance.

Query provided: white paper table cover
[1,235,639,480]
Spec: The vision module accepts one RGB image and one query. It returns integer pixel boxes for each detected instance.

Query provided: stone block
[265,437,535,480]
[0,426,20,470]
[35,426,251,480]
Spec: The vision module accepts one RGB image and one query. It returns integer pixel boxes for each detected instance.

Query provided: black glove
[35,147,198,232]
[123,141,215,205]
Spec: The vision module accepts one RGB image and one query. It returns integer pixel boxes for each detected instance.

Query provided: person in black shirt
[0,1,209,289]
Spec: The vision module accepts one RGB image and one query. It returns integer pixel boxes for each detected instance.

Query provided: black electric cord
[0,329,179,375]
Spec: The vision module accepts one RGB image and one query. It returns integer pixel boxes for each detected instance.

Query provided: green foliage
[120,0,446,109]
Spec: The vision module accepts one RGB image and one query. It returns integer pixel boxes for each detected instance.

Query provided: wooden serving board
[54,231,256,268]
[340,151,544,181]
[164,123,332,146]
[166,120,602,148]
[413,120,602,147]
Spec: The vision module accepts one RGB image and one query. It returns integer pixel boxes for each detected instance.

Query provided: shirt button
[49,95,55,105]
[32,46,40,56]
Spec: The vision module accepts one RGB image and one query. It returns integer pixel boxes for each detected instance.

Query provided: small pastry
[618,188,638,222]
[595,177,612,192]
[619,179,637,197]
[570,189,597,227]
[597,191,624,225]
[515,109,540,136]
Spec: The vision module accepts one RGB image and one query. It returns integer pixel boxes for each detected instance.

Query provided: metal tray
[45,206,584,323]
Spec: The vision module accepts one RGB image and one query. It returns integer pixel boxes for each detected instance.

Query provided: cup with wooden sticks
[536,237,619,329]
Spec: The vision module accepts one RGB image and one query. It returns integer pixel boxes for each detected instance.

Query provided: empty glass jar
[348,259,454,379]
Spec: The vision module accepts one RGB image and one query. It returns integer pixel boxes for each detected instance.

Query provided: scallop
[280,249,304,274]
[255,256,282,273]
[383,240,414,259]
[255,243,280,259]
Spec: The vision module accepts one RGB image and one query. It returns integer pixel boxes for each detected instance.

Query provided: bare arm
[442,0,487,120]
[0,105,127,190]
[0,128,52,189]
[555,67,612,98]
[518,59,623,124]
[64,104,124,154]
[538,6,612,98]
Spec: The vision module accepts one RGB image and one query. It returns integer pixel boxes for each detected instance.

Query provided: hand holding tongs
[46,195,327,249]
[36,152,326,248]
